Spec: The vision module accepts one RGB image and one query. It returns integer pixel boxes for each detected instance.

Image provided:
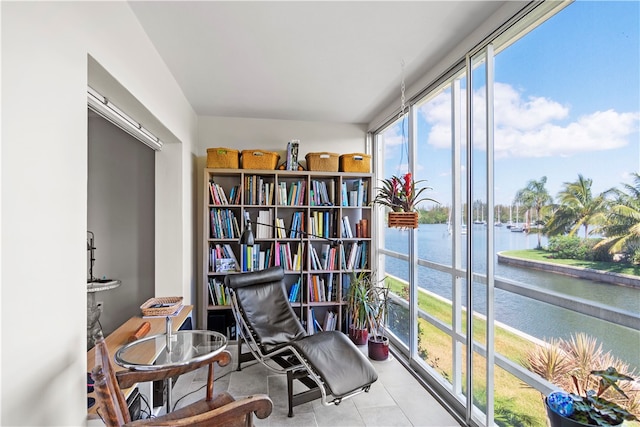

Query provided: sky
[382,0,640,208]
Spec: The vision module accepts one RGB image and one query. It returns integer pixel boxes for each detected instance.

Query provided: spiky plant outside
[523,333,639,426]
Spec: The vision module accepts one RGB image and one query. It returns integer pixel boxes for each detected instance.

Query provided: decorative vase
[367,335,389,361]
[348,326,368,346]
[388,212,418,229]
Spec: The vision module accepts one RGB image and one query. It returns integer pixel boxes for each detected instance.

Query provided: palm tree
[544,174,607,238]
[598,173,640,255]
[514,176,553,248]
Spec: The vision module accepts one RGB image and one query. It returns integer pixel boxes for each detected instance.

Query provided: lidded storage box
[339,153,371,173]
[241,150,280,170]
[207,147,239,169]
[305,152,339,172]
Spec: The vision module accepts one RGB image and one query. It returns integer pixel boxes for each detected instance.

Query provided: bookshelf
[200,168,373,337]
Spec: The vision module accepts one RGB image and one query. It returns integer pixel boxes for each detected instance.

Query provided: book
[208,279,216,305]
[319,243,331,269]
[287,140,299,170]
[215,258,236,272]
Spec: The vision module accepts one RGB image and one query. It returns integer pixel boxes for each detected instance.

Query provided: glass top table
[114,329,227,413]
[115,330,227,370]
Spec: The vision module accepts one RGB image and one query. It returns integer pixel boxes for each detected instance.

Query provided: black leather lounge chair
[225,266,378,417]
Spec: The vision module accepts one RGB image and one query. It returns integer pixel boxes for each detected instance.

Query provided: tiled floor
[169,345,461,427]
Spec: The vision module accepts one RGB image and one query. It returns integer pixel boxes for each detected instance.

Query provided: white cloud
[418,82,640,159]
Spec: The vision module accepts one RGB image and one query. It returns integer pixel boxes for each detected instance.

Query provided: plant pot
[348,326,368,346]
[545,397,622,427]
[388,212,418,229]
[368,335,389,361]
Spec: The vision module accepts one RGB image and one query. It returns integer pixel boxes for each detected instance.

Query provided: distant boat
[509,203,524,231]
[494,222,503,227]
[447,211,467,235]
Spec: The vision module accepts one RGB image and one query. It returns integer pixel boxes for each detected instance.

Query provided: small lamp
[239,212,254,246]
[239,212,255,271]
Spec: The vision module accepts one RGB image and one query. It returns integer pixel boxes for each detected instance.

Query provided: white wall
[198,116,368,158]
[1,2,197,425]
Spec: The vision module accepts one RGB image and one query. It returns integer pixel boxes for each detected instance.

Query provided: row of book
[281,273,362,303]
[340,179,369,207]
[278,180,307,206]
[308,273,336,302]
[309,179,335,206]
[208,278,230,306]
[209,177,368,207]
[308,210,338,239]
[240,241,303,272]
[212,240,367,273]
[254,209,274,239]
[244,175,275,206]
[209,181,242,205]
[210,208,240,239]
[209,243,239,272]
[287,278,302,303]
[342,241,368,270]
[340,216,369,238]
[308,308,338,333]
[308,243,339,271]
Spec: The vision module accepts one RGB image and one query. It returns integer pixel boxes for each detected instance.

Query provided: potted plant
[344,271,391,360]
[371,172,438,228]
[366,281,390,361]
[545,367,638,426]
[345,271,374,345]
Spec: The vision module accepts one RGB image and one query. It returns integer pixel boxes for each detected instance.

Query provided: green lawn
[386,276,548,427]
[501,249,640,276]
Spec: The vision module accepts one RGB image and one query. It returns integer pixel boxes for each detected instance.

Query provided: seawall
[497,253,640,289]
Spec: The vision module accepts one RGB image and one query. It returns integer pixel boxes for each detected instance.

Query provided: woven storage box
[140,296,183,316]
[241,150,280,170]
[339,153,371,173]
[207,147,239,169]
[306,152,339,172]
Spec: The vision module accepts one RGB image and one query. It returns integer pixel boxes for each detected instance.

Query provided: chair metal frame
[227,266,377,417]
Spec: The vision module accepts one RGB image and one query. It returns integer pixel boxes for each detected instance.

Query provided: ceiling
[129,1,512,124]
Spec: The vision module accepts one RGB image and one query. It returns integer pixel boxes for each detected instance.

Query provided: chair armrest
[116,350,231,389]
[126,393,273,427]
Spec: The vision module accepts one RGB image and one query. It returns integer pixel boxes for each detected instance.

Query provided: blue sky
[383,1,639,208]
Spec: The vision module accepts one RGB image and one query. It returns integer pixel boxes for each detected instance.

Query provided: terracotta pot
[545,398,622,427]
[348,326,368,346]
[368,335,389,360]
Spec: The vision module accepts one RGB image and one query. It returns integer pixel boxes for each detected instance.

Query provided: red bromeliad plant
[372,172,437,212]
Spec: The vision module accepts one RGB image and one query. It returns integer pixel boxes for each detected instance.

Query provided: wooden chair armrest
[116,350,231,389]
[127,393,273,427]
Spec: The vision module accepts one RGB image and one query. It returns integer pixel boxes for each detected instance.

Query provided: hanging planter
[372,172,438,229]
[388,211,418,229]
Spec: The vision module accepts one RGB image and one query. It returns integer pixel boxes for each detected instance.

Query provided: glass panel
[469,49,491,425]
[375,3,639,425]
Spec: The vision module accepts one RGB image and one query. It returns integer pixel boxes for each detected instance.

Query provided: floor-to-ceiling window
[376,1,639,425]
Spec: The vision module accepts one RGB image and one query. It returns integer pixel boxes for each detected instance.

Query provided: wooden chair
[91,336,272,426]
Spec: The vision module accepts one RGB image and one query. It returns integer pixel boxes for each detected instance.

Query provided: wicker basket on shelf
[206,148,239,169]
[140,296,183,316]
[241,150,280,170]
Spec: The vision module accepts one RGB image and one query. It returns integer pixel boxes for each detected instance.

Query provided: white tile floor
[167,345,461,427]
